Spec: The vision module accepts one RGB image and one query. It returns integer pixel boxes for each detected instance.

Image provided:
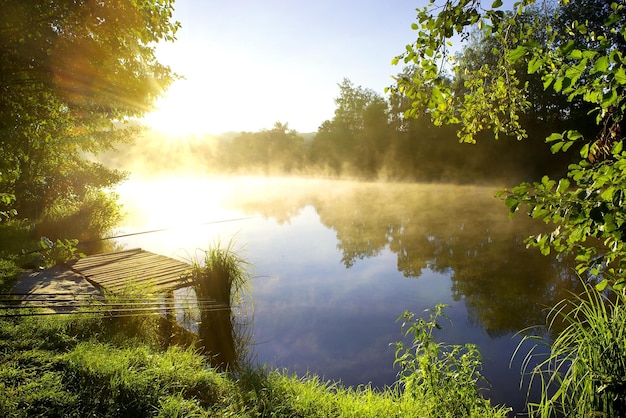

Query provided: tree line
[108,72,588,184]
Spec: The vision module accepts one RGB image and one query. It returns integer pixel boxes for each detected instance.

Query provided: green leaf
[550,141,564,153]
[592,55,609,74]
[613,140,623,155]
[553,77,563,92]
[601,89,618,107]
[504,196,518,208]
[600,186,615,201]
[580,143,590,158]
[615,67,626,85]
[491,0,503,7]
[527,57,543,73]
[546,132,563,142]
[557,179,570,194]
[507,46,527,63]
[566,130,583,141]
[543,74,555,90]
[568,49,582,59]
[605,11,620,26]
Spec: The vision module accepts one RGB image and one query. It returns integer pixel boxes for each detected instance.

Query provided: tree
[391,0,626,414]
[0,0,179,219]
[310,79,392,177]
[225,122,304,174]
[392,0,625,288]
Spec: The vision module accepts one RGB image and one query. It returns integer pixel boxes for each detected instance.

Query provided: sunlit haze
[141,0,419,135]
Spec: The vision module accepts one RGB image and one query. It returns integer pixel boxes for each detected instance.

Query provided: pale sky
[142,0,421,135]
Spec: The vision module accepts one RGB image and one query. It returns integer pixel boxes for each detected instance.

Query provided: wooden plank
[69,249,193,294]
[79,263,190,281]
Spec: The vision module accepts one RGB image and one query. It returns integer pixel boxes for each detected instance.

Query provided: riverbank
[0,259,509,417]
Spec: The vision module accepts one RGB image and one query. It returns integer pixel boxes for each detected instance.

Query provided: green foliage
[38,237,84,268]
[310,79,393,176]
[389,0,531,143]
[393,305,507,417]
[0,307,507,418]
[0,191,122,271]
[108,78,573,183]
[394,0,626,280]
[155,394,207,418]
[189,239,253,308]
[222,122,305,174]
[62,343,233,416]
[0,0,179,219]
[0,220,38,259]
[0,190,16,222]
[0,258,21,293]
[499,152,626,289]
[395,3,626,413]
[518,282,626,417]
[236,365,506,418]
[37,189,124,255]
[187,241,254,371]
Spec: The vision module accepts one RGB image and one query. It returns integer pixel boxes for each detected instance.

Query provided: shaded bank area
[11,267,103,313]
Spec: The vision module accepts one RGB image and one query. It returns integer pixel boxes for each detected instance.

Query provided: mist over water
[114,175,578,414]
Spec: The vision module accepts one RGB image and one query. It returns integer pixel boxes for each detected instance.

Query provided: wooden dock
[70,248,193,293]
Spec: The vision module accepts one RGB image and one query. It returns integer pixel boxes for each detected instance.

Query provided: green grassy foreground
[0,258,508,418]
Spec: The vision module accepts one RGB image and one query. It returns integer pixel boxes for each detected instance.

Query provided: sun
[142,80,217,136]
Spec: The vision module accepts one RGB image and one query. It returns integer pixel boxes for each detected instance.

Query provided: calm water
[114,176,579,415]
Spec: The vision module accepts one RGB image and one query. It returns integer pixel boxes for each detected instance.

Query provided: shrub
[393,304,508,417]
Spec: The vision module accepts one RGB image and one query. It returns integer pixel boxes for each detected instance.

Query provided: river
[114,176,579,415]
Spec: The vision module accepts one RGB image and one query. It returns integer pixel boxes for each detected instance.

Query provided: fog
[98,123,568,187]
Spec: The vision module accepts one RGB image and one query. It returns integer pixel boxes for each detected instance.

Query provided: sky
[141,0,421,135]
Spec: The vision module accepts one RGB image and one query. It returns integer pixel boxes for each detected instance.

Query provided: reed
[187,240,253,371]
[188,239,252,308]
[518,281,626,417]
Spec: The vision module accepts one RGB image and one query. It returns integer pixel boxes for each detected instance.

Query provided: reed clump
[187,240,253,371]
[188,240,252,307]
[519,281,626,417]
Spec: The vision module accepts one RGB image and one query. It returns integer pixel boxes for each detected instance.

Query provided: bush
[393,305,508,417]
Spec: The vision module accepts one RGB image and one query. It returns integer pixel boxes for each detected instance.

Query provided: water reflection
[116,177,580,414]
[225,180,579,337]
[167,286,251,371]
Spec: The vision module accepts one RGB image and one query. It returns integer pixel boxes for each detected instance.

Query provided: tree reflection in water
[227,180,580,338]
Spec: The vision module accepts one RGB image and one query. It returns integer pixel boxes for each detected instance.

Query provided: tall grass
[189,239,253,308]
[188,240,253,371]
[519,282,626,417]
[99,280,164,348]
[0,258,21,293]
